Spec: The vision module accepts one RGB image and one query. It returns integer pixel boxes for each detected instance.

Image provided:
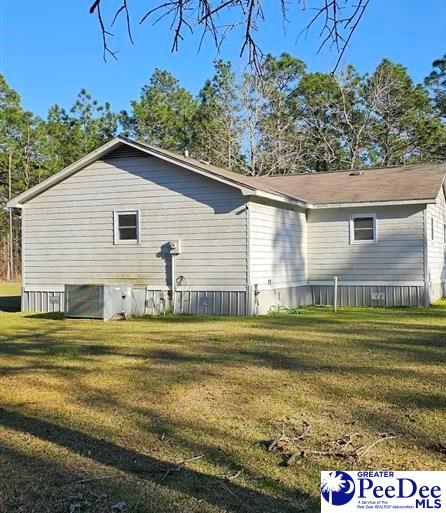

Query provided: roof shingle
[128,139,446,206]
[253,164,446,205]
[9,136,445,209]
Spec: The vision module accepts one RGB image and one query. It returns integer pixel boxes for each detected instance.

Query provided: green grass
[0,282,21,313]
[0,304,445,513]
[0,282,21,296]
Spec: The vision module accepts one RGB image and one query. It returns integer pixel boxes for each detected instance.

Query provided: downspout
[423,207,430,307]
[144,286,149,316]
[171,253,176,314]
[168,240,181,314]
[246,202,256,315]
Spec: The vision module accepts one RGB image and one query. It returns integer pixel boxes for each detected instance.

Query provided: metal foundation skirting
[176,290,247,316]
[22,284,430,315]
[311,285,426,307]
[22,288,247,316]
[132,289,247,316]
[22,290,65,313]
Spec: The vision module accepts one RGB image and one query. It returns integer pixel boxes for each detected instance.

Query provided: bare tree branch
[89,0,118,61]
[89,0,369,69]
[111,0,134,45]
[298,0,370,71]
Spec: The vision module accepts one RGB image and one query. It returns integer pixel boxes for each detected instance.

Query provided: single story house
[7,136,446,315]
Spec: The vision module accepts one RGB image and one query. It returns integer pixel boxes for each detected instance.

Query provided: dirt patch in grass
[0,304,445,512]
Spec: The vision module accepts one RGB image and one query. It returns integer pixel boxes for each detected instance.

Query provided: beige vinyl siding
[248,201,307,287]
[22,152,248,288]
[307,205,425,282]
[426,189,446,300]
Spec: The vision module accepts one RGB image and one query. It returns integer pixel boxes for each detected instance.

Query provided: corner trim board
[423,207,430,306]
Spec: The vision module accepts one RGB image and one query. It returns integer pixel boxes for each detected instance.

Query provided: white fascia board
[121,138,256,196]
[8,137,256,208]
[313,199,436,209]
[9,134,311,210]
[246,190,311,210]
[7,138,125,208]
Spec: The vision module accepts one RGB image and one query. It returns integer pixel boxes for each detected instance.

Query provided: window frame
[113,210,140,245]
[349,213,377,245]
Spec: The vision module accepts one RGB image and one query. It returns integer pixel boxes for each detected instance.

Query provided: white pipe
[254,284,259,316]
[144,286,149,316]
[171,253,176,314]
[333,275,338,312]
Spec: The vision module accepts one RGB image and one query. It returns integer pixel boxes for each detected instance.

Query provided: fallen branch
[218,470,242,482]
[161,455,204,481]
[266,419,398,466]
[429,442,446,456]
[295,421,311,442]
[356,433,398,458]
[285,450,303,466]
[73,476,111,484]
[286,433,397,465]
[268,434,286,452]
[267,420,311,452]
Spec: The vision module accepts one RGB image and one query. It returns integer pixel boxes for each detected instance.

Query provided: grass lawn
[0,282,21,296]
[0,305,445,513]
[0,282,21,313]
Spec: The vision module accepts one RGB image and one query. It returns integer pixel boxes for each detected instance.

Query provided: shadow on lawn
[0,296,21,312]
[2,309,445,470]
[24,312,65,320]
[0,444,205,513]
[355,391,446,462]
[0,408,315,513]
[2,312,445,381]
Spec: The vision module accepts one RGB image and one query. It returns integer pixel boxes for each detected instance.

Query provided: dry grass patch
[0,304,445,512]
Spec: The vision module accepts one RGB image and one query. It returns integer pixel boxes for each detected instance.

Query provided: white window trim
[349,213,377,245]
[113,210,140,245]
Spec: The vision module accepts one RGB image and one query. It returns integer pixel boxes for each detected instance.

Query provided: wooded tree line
[1,54,446,279]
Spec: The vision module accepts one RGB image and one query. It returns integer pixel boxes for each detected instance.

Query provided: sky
[1,0,445,118]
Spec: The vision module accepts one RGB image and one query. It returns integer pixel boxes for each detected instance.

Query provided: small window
[114,211,139,244]
[431,217,434,241]
[350,214,377,244]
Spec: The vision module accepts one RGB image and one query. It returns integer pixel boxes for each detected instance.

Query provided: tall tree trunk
[7,152,14,281]
[9,209,13,280]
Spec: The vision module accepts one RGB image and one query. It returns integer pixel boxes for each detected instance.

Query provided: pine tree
[256,53,307,174]
[366,59,438,165]
[194,60,243,170]
[121,69,198,152]
[425,55,446,120]
[0,75,39,279]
